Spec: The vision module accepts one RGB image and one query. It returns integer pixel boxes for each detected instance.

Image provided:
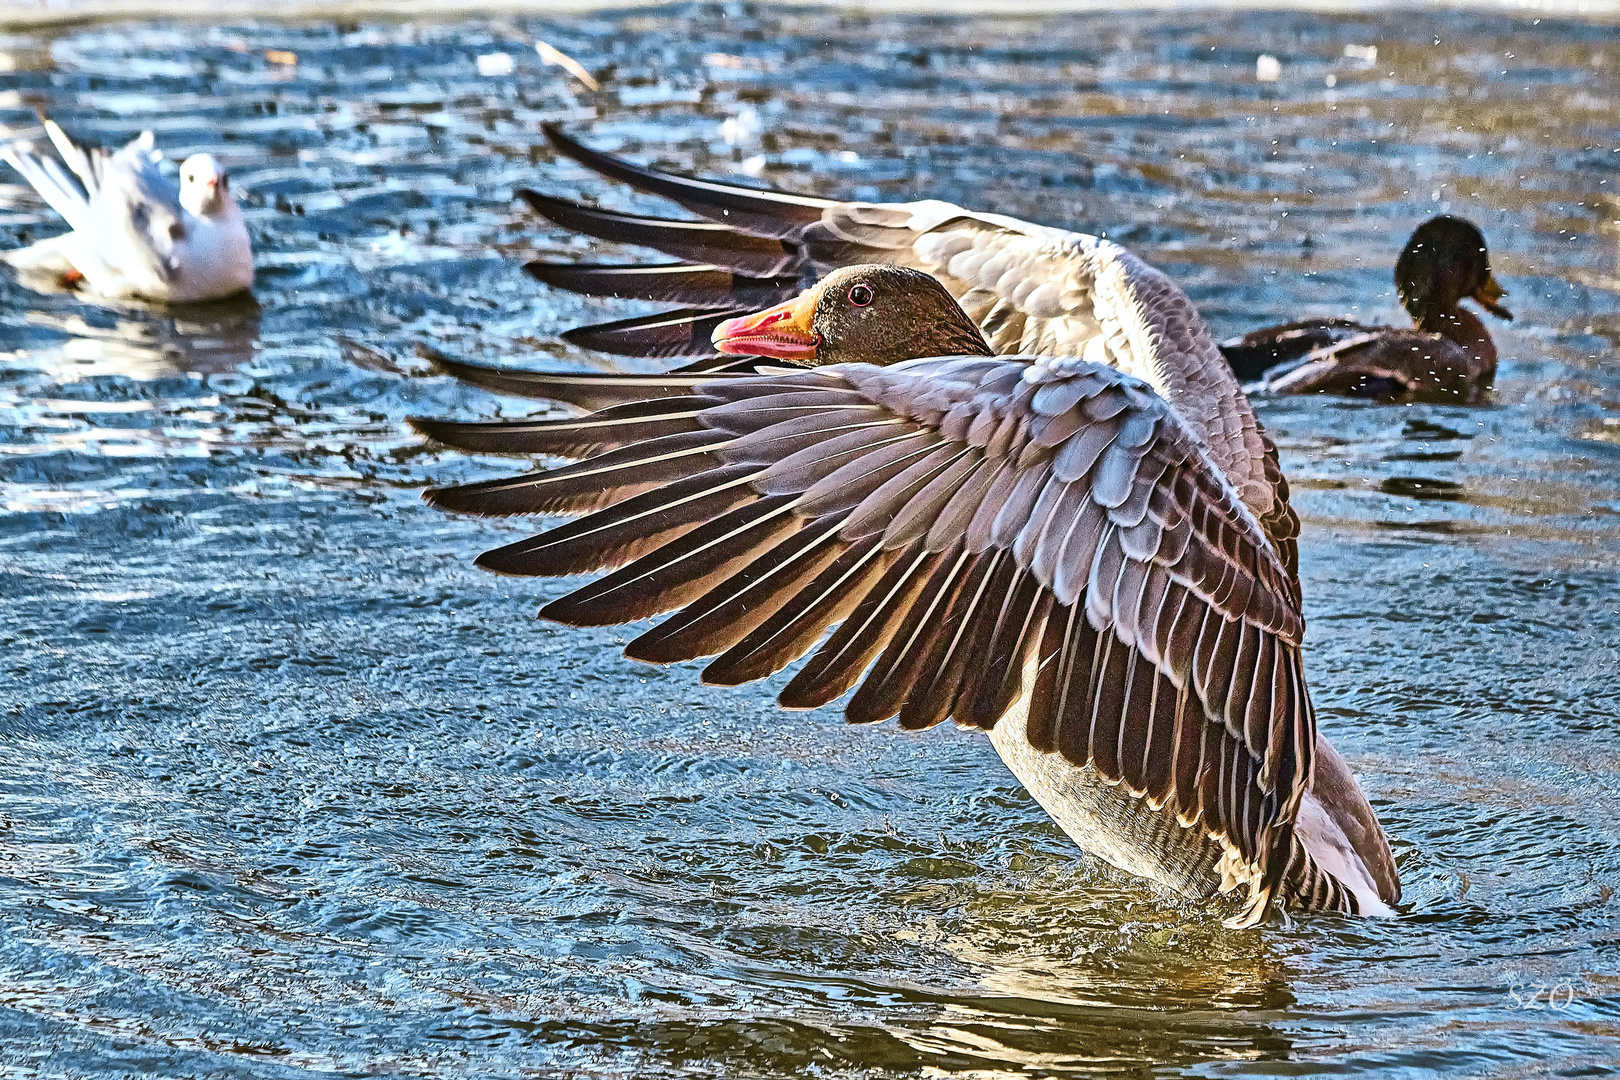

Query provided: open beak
[712,292,819,362]
[1472,273,1512,321]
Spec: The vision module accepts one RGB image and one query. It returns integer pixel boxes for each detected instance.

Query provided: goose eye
[848,283,874,307]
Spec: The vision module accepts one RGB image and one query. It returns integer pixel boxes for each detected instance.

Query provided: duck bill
[1473,274,1512,320]
[712,294,820,361]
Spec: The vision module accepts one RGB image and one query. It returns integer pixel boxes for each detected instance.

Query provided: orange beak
[1472,273,1512,321]
[711,292,819,361]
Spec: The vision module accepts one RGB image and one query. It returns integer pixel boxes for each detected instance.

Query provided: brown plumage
[710,265,994,366]
[1220,216,1511,402]
[412,134,1402,927]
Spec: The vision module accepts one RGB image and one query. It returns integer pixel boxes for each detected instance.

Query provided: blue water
[2,7,1619,1077]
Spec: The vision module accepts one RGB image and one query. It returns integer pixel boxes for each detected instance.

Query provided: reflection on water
[1,6,1618,1078]
[15,300,261,383]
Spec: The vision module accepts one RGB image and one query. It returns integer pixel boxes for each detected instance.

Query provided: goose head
[712,264,993,366]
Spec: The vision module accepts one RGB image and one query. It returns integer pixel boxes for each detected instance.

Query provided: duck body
[1,121,253,303]
[412,131,1402,927]
[1220,216,1509,403]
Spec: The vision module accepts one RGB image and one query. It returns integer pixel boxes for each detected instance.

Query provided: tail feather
[1,144,93,234]
[42,120,100,194]
[543,124,832,239]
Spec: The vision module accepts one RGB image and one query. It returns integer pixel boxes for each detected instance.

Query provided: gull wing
[1,125,184,290]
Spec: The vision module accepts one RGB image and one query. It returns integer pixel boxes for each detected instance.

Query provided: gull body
[1,120,253,303]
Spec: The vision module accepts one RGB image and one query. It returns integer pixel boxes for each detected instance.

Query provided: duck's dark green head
[1394,215,1512,331]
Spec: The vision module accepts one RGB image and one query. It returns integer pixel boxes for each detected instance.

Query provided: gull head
[178,153,232,217]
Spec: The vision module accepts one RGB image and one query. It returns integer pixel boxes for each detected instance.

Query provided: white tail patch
[1295,794,1397,917]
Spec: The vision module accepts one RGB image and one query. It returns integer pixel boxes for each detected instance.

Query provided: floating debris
[1256,54,1281,82]
[721,106,761,148]
[476,52,514,77]
[703,52,773,73]
[265,49,298,66]
[536,40,599,91]
[1345,43,1378,68]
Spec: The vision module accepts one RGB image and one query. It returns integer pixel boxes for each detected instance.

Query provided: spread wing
[1,124,182,286]
[421,355,1316,926]
[93,133,185,284]
[525,128,1292,568]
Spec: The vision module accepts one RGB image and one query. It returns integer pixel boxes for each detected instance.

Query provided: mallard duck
[0,119,253,303]
[1219,216,1510,402]
[412,134,1402,927]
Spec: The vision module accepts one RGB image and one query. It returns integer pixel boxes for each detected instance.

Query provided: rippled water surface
[2,6,1619,1077]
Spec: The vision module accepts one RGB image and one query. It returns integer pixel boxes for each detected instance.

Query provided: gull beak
[712,291,820,362]
[1472,273,1512,320]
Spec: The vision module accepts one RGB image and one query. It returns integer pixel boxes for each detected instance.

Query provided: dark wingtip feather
[538,496,798,629]
[474,535,598,578]
[409,416,463,446]
[514,189,798,277]
[541,126,661,192]
[474,546,564,577]
[538,126,831,238]
[415,346,646,409]
[414,345,554,397]
[560,308,742,359]
[515,187,573,223]
[409,415,622,457]
[536,593,623,628]
[524,260,800,308]
[522,259,595,290]
[540,123,588,160]
[424,473,587,518]
[422,484,481,514]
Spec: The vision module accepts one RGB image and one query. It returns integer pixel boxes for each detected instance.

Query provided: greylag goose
[0,119,253,303]
[413,134,1402,927]
[1219,216,1510,402]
